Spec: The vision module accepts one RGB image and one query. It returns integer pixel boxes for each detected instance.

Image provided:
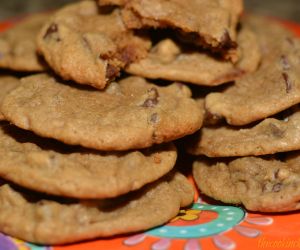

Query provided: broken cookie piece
[127,25,261,86]
[99,0,243,60]
[37,0,150,89]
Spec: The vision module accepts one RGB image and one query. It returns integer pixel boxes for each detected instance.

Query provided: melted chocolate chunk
[269,123,285,138]
[43,23,60,41]
[106,64,119,80]
[282,72,292,93]
[142,88,160,108]
[119,46,136,65]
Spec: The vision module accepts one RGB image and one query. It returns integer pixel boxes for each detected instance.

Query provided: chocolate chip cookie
[188,106,300,157]
[0,13,48,71]
[0,123,177,198]
[99,0,243,59]
[205,16,300,125]
[37,0,150,89]
[0,172,194,244]
[126,25,261,86]
[2,74,203,151]
[0,76,20,120]
[193,155,300,212]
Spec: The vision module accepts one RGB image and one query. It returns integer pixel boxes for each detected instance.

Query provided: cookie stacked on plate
[1,0,297,245]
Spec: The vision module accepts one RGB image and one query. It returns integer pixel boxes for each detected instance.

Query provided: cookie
[188,106,300,157]
[205,16,300,126]
[126,25,261,86]
[193,155,300,212]
[37,0,150,90]
[0,76,20,120]
[0,122,177,198]
[0,172,194,244]
[0,13,48,71]
[2,74,203,151]
[99,0,243,58]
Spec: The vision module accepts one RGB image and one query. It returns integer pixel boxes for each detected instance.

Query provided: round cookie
[1,74,203,151]
[188,106,300,157]
[193,155,300,212]
[0,13,48,71]
[99,0,243,58]
[126,25,261,86]
[205,16,300,126]
[0,123,177,199]
[37,0,150,89]
[0,172,194,245]
[0,76,20,120]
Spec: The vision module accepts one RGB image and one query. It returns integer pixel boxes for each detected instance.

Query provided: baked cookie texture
[193,155,300,212]
[37,0,150,89]
[0,13,48,71]
[99,0,243,58]
[205,17,300,126]
[0,76,20,120]
[126,25,261,86]
[0,172,194,245]
[1,74,203,151]
[188,106,300,157]
[0,123,177,199]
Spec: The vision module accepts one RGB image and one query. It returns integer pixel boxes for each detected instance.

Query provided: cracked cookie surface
[99,0,243,59]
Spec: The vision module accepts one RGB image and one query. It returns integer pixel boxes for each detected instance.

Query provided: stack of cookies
[187,17,300,212]
[0,0,299,246]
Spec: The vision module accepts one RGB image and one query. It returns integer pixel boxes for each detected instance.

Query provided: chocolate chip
[150,113,159,123]
[119,46,136,65]
[142,88,160,108]
[282,72,293,93]
[269,123,285,138]
[43,23,60,41]
[280,55,291,70]
[272,183,282,192]
[105,64,119,80]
